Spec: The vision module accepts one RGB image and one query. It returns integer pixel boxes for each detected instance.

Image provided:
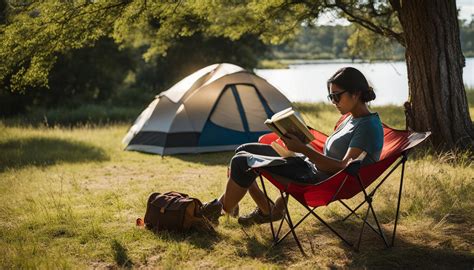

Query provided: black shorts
[229,143,320,188]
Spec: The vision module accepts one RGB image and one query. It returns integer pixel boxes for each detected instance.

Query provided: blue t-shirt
[304,113,384,181]
[324,113,384,165]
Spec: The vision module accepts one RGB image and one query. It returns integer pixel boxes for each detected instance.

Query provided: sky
[458,0,474,21]
[317,0,474,25]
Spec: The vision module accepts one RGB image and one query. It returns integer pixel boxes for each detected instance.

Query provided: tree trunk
[397,0,474,150]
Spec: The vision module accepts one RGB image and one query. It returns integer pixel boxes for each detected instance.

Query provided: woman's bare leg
[274,195,287,214]
[248,182,271,215]
[218,177,248,213]
[248,182,287,215]
[218,178,279,215]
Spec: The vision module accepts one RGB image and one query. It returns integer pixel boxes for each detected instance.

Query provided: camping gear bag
[140,191,213,232]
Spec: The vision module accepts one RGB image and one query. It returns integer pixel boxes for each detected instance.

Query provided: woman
[202,67,384,226]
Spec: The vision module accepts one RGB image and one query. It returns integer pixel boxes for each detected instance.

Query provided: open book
[264,108,315,157]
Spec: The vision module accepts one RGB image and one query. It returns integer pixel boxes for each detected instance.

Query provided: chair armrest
[343,151,366,176]
[344,160,363,176]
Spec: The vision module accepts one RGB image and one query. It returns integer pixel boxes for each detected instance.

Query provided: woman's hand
[280,133,307,153]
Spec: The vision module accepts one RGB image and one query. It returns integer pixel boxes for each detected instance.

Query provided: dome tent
[122,63,292,155]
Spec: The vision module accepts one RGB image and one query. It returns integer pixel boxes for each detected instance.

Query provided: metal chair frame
[258,152,409,256]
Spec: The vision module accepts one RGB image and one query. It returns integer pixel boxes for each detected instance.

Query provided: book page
[265,108,315,144]
[273,119,288,136]
[273,115,313,143]
[288,114,315,143]
[270,107,293,121]
[264,120,285,138]
[271,141,296,158]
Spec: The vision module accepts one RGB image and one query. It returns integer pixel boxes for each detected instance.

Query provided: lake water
[255,57,474,105]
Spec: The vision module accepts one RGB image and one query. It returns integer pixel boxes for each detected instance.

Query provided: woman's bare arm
[281,133,365,175]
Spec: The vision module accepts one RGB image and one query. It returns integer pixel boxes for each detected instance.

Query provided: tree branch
[333,0,405,46]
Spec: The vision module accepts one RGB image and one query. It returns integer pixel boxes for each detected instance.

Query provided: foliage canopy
[0,0,460,93]
[1,0,307,92]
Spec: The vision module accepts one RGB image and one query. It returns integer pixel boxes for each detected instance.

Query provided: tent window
[209,87,245,132]
[236,85,269,132]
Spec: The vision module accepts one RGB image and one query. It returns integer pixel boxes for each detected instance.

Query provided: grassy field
[0,103,473,269]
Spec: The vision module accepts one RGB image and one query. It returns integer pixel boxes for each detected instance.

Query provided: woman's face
[328,83,359,114]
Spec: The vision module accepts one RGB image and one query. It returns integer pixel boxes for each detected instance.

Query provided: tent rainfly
[122,63,292,155]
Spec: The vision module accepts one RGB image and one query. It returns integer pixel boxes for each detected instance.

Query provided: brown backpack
[139,192,214,233]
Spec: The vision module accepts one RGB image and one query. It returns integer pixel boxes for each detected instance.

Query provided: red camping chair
[256,114,431,255]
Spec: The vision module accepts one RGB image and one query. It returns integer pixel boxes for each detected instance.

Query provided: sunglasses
[327,90,347,103]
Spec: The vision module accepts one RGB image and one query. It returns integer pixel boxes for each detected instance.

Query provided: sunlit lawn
[0,103,473,269]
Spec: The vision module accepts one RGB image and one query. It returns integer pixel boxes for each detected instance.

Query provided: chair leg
[274,214,286,241]
[259,174,277,242]
[341,197,391,248]
[367,200,389,247]
[342,159,404,221]
[264,190,354,253]
[339,199,385,237]
[356,205,371,251]
[259,175,306,253]
[354,175,389,248]
[341,199,365,221]
[280,191,307,256]
[392,157,406,246]
[259,158,406,254]
[273,209,312,246]
[304,205,353,248]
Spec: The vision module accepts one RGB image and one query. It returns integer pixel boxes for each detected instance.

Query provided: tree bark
[396,0,474,150]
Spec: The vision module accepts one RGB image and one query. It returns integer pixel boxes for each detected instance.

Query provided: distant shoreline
[257,57,474,69]
[257,58,405,69]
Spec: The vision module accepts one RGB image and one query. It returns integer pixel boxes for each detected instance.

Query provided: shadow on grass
[240,232,289,263]
[0,137,109,172]
[111,239,133,269]
[145,225,292,262]
[336,221,474,269]
[348,241,473,269]
[150,228,222,250]
[1,105,141,127]
[264,214,473,269]
[172,151,235,166]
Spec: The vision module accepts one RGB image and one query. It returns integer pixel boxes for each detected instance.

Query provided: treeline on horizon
[270,19,474,61]
[1,20,473,123]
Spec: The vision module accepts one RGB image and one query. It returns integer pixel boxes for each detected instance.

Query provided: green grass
[0,103,473,269]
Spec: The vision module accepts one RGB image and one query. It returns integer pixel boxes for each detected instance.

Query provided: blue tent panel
[199,121,268,146]
[199,84,276,148]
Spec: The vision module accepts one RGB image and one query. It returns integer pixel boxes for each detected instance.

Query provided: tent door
[199,84,273,147]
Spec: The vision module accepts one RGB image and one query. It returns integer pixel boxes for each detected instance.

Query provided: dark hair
[327,67,376,102]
